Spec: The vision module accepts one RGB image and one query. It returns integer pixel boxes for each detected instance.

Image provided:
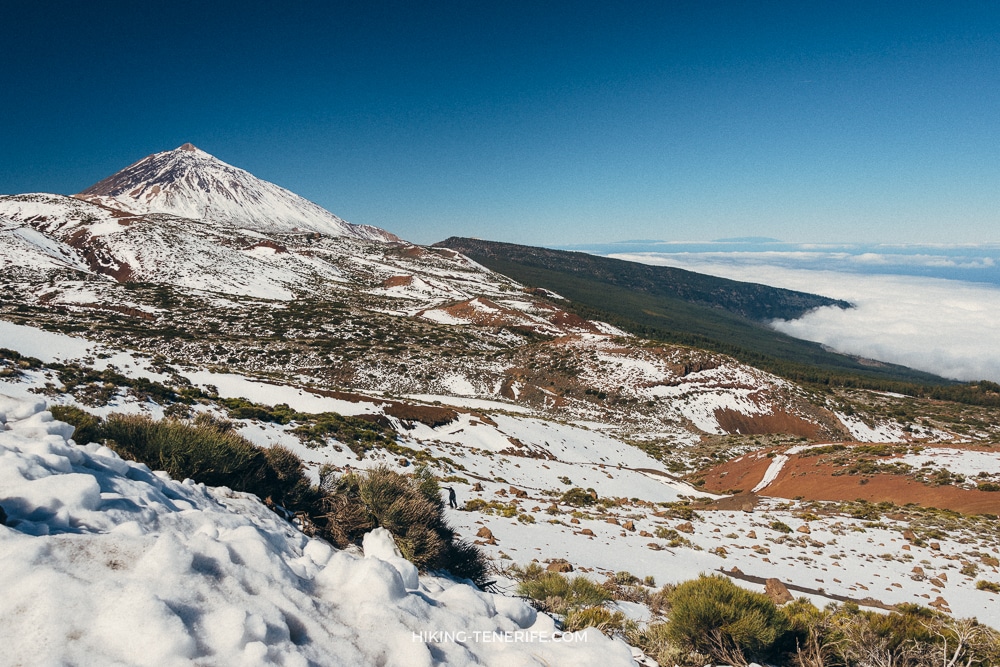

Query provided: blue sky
[4,1,1000,246]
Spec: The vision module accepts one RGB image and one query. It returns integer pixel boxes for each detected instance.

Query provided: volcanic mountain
[75,143,398,242]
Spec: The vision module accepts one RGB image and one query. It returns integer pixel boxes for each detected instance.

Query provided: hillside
[434,237,953,388]
[435,237,849,322]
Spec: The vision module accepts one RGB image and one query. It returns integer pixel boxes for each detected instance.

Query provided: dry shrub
[563,606,634,635]
[320,465,488,587]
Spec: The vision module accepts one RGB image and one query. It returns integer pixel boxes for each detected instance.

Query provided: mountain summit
[76,144,398,241]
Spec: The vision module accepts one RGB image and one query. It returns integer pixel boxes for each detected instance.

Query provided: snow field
[0,394,638,666]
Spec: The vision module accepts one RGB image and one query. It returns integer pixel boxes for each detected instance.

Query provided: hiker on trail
[445,487,457,509]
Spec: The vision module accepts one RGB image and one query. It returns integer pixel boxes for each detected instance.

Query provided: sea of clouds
[598,244,1000,383]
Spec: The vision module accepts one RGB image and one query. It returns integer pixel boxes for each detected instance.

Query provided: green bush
[516,569,611,615]
[46,410,487,589]
[769,520,793,533]
[666,574,787,665]
[560,487,596,506]
[50,404,103,445]
[563,606,634,634]
[102,413,274,494]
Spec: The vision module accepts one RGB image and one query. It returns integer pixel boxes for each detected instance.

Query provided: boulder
[929,596,951,612]
[675,522,694,534]
[623,520,636,532]
[546,559,573,573]
[796,524,811,534]
[764,578,794,605]
[476,527,494,540]
[580,528,595,536]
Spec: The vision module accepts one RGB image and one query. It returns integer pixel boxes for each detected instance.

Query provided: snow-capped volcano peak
[76,144,398,242]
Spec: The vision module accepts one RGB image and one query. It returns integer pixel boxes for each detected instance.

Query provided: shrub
[769,520,793,533]
[977,580,1000,593]
[654,526,692,547]
[560,487,596,506]
[614,571,639,586]
[61,411,488,589]
[666,574,788,665]
[626,623,684,666]
[102,413,272,492]
[321,466,488,587]
[517,570,611,615]
[50,404,103,445]
[563,606,634,634]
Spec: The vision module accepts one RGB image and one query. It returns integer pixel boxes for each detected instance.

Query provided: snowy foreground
[0,394,637,666]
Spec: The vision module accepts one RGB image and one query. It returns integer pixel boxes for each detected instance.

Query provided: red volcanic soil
[714,407,823,439]
[698,450,777,495]
[381,275,413,288]
[699,446,1000,515]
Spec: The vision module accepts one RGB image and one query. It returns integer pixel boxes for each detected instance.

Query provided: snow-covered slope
[0,394,636,666]
[76,143,398,242]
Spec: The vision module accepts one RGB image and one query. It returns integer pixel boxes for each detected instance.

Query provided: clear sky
[4,1,1000,246]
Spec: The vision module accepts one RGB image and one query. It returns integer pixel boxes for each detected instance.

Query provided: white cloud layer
[611,253,1000,383]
